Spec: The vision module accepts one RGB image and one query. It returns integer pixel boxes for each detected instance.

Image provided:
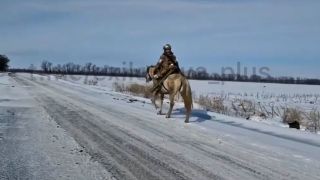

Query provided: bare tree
[85,63,92,73]
[41,61,49,72]
[0,54,10,71]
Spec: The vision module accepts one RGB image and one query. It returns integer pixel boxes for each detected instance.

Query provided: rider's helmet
[163,44,172,51]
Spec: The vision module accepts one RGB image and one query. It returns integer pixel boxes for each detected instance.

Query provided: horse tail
[181,77,193,112]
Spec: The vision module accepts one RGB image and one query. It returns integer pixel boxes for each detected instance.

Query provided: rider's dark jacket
[155,52,180,78]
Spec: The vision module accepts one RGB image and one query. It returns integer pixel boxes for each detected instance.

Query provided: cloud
[1,0,320,77]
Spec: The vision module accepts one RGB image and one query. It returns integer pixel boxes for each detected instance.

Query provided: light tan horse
[146,66,193,123]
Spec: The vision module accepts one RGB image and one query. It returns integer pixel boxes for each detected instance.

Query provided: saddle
[151,68,177,93]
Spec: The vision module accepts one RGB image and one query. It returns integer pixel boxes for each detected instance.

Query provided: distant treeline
[9,61,320,85]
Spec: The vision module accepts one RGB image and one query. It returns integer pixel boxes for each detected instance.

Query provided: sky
[1,0,320,78]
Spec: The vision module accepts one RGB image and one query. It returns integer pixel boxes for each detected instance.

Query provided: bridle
[146,65,170,93]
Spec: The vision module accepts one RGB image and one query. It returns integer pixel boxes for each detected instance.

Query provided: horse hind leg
[185,110,192,123]
[181,81,193,123]
[181,93,192,123]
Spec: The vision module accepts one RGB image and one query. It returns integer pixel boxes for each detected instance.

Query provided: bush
[282,108,303,124]
[306,110,320,133]
[197,95,227,114]
[0,54,10,71]
[212,97,227,113]
[197,95,212,111]
[113,82,152,98]
[126,83,153,98]
[112,82,126,92]
[238,99,255,117]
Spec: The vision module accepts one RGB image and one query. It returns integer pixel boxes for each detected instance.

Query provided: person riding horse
[152,44,181,92]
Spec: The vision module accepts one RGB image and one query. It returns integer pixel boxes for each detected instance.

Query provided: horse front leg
[166,94,175,118]
[152,92,159,109]
[157,93,164,115]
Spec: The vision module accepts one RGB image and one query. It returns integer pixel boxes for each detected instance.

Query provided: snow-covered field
[33,73,320,132]
[1,72,320,180]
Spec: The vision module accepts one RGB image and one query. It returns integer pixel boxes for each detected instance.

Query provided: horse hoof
[157,111,162,115]
[184,120,189,123]
[166,115,170,118]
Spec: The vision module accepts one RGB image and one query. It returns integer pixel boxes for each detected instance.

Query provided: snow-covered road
[1,73,320,180]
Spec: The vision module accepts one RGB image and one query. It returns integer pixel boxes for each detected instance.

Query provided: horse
[146,66,193,123]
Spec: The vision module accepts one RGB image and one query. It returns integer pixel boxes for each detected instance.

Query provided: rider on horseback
[147,45,192,122]
[150,44,182,93]
[154,44,181,80]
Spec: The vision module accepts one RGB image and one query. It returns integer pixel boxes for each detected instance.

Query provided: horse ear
[146,66,150,72]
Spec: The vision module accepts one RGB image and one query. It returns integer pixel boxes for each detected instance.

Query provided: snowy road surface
[1,73,320,180]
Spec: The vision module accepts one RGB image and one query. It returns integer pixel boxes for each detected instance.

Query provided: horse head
[146,65,155,82]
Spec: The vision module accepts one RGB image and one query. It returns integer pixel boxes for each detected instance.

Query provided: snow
[23,73,320,141]
[18,73,317,133]
[25,73,320,96]
[0,73,10,85]
[2,73,320,179]
[190,80,320,95]
[0,73,113,179]
[18,73,320,133]
[24,73,320,151]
